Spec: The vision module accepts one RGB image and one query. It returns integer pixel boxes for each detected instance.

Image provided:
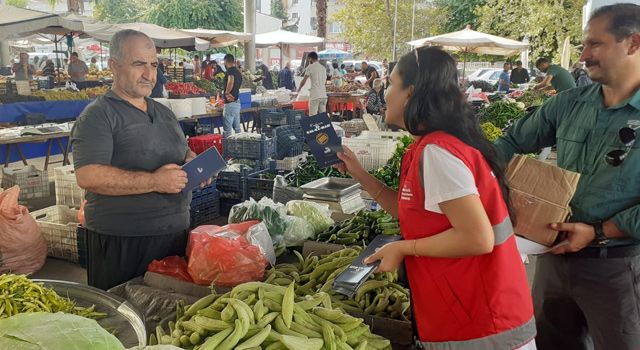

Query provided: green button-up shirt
[546,64,576,92]
[496,84,640,244]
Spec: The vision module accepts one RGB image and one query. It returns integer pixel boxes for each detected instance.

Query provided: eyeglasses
[605,127,636,166]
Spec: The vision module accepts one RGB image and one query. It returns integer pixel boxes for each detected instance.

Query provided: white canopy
[83,22,210,50]
[255,29,323,48]
[181,29,251,48]
[0,5,84,40]
[407,26,529,56]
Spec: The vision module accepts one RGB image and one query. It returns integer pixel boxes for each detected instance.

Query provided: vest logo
[401,184,413,201]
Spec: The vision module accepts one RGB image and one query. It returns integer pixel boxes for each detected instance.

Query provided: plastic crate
[190,185,220,227]
[285,109,304,126]
[188,134,223,155]
[263,112,288,126]
[358,130,410,141]
[220,198,242,217]
[340,119,368,137]
[223,136,275,160]
[341,138,399,171]
[262,125,274,138]
[273,125,303,159]
[2,165,49,201]
[31,205,81,263]
[54,165,85,209]
[275,153,307,171]
[246,169,289,200]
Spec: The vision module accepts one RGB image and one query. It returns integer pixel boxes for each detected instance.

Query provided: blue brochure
[182,146,227,193]
[299,112,343,168]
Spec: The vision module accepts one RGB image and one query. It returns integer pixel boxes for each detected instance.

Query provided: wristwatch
[591,221,609,246]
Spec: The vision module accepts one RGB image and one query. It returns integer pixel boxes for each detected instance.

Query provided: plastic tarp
[83,22,210,50]
[407,26,529,56]
[181,29,252,48]
[255,29,324,48]
[0,5,84,40]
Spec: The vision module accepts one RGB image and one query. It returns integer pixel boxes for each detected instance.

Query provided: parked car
[467,68,503,85]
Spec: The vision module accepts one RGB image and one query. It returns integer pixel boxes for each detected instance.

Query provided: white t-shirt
[421,144,479,213]
[305,62,327,100]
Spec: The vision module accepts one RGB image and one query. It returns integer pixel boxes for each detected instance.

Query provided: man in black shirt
[222,54,243,136]
[510,60,530,84]
[361,61,378,88]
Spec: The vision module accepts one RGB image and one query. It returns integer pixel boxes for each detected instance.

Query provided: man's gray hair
[109,29,154,61]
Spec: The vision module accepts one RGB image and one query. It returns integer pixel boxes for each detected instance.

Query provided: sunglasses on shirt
[605,127,636,166]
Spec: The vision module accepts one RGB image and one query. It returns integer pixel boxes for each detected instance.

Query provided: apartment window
[256,0,261,10]
[292,12,298,18]
[330,22,343,33]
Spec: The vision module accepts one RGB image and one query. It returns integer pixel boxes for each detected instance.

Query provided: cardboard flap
[506,155,580,207]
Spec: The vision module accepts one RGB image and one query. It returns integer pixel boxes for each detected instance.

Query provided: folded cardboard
[506,155,580,246]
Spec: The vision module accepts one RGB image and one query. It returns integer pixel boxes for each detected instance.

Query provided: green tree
[7,0,28,8]
[146,0,243,31]
[333,0,434,59]
[475,0,585,62]
[271,0,287,20]
[434,0,486,32]
[93,0,148,24]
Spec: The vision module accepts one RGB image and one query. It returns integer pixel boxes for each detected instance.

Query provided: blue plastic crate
[285,110,304,126]
[246,169,289,200]
[273,126,303,160]
[223,136,275,160]
[263,112,288,126]
[220,198,242,216]
[239,91,251,104]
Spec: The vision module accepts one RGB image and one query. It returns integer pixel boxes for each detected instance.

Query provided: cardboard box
[506,155,580,246]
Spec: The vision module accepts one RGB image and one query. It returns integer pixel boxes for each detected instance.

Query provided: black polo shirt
[71,90,190,236]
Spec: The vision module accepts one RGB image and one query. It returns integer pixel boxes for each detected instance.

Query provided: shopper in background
[89,57,99,71]
[71,29,203,290]
[572,62,593,87]
[331,62,343,86]
[498,62,512,92]
[278,61,296,90]
[365,78,385,115]
[297,51,328,116]
[336,46,536,349]
[12,52,36,81]
[257,63,274,90]
[68,52,89,84]
[201,54,211,76]
[151,66,167,98]
[193,54,201,77]
[511,60,530,84]
[203,61,214,81]
[534,57,576,92]
[361,61,378,89]
[339,63,347,75]
[42,59,56,78]
[496,4,640,349]
[222,53,243,136]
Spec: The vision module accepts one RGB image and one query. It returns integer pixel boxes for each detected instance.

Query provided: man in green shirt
[534,57,576,92]
[495,4,640,349]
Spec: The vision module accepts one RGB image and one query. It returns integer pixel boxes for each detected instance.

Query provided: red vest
[399,132,535,349]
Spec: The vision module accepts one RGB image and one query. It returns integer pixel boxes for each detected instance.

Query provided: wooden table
[0,132,71,169]
[327,94,366,119]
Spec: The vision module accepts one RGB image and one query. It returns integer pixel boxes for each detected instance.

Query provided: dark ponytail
[397,47,515,222]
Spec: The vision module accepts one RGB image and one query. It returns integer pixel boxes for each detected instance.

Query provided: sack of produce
[0,312,124,350]
[282,216,314,247]
[285,200,334,235]
[147,256,193,283]
[0,186,47,274]
[186,221,273,286]
[229,197,288,247]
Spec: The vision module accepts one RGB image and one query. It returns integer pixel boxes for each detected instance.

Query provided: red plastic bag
[187,221,270,286]
[148,255,193,282]
[0,186,47,274]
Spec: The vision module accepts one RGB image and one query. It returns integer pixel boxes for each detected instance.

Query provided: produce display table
[0,132,72,169]
[0,100,93,123]
[327,93,366,119]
